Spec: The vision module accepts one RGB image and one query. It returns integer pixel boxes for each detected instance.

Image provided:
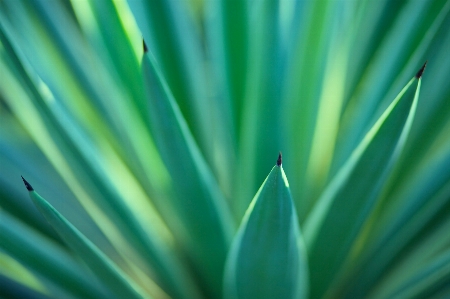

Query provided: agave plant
[1,0,450,298]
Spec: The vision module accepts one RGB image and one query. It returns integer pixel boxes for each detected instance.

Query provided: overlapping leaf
[304,69,423,298]
[20,178,148,299]
[0,0,450,298]
[142,48,235,298]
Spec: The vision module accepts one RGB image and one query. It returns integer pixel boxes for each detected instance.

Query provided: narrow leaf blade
[304,70,423,297]
[142,52,235,297]
[0,210,112,299]
[21,178,148,299]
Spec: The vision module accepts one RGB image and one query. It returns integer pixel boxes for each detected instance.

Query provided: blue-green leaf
[0,273,51,299]
[0,210,112,299]
[142,50,235,298]
[21,178,148,299]
[224,156,308,299]
[304,67,423,298]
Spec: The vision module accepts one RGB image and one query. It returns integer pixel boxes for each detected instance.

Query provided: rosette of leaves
[1,0,450,299]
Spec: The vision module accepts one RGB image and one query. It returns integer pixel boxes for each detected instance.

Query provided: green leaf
[0,21,194,299]
[0,273,51,299]
[237,0,286,218]
[1,0,450,298]
[281,0,336,218]
[204,0,248,139]
[142,51,235,298]
[73,0,144,109]
[337,130,450,298]
[369,218,450,299]
[20,178,148,299]
[304,68,423,298]
[384,251,450,299]
[128,0,226,171]
[223,156,308,299]
[331,0,449,174]
[0,210,112,299]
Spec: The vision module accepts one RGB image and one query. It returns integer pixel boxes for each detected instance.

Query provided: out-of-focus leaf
[1,0,450,297]
[21,179,148,299]
[0,210,112,299]
[304,70,423,298]
[335,127,450,298]
[127,0,229,174]
[0,273,51,299]
[142,50,235,298]
[394,16,450,185]
[369,217,450,299]
[203,0,247,203]
[0,20,195,299]
[381,252,450,299]
[237,0,286,219]
[204,0,248,139]
[72,0,144,110]
[280,0,353,220]
[223,157,308,299]
[332,0,449,174]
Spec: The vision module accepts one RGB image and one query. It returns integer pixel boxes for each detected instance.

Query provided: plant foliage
[1,0,450,298]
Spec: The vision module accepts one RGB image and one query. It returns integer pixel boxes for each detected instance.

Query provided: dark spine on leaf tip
[143,39,148,53]
[415,61,427,79]
[21,176,34,191]
[277,152,282,167]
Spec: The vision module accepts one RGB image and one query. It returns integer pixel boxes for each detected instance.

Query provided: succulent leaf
[224,157,308,299]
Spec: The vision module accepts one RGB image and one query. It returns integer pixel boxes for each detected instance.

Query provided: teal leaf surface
[304,68,423,298]
[224,155,308,299]
[21,178,148,299]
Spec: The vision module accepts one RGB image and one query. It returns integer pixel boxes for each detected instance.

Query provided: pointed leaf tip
[143,39,148,53]
[223,159,308,299]
[277,152,282,167]
[415,61,427,78]
[21,176,34,191]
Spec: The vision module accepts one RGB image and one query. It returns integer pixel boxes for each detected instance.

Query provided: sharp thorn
[415,61,427,79]
[21,176,34,191]
[143,39,148,53]
[277,152,282,167]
